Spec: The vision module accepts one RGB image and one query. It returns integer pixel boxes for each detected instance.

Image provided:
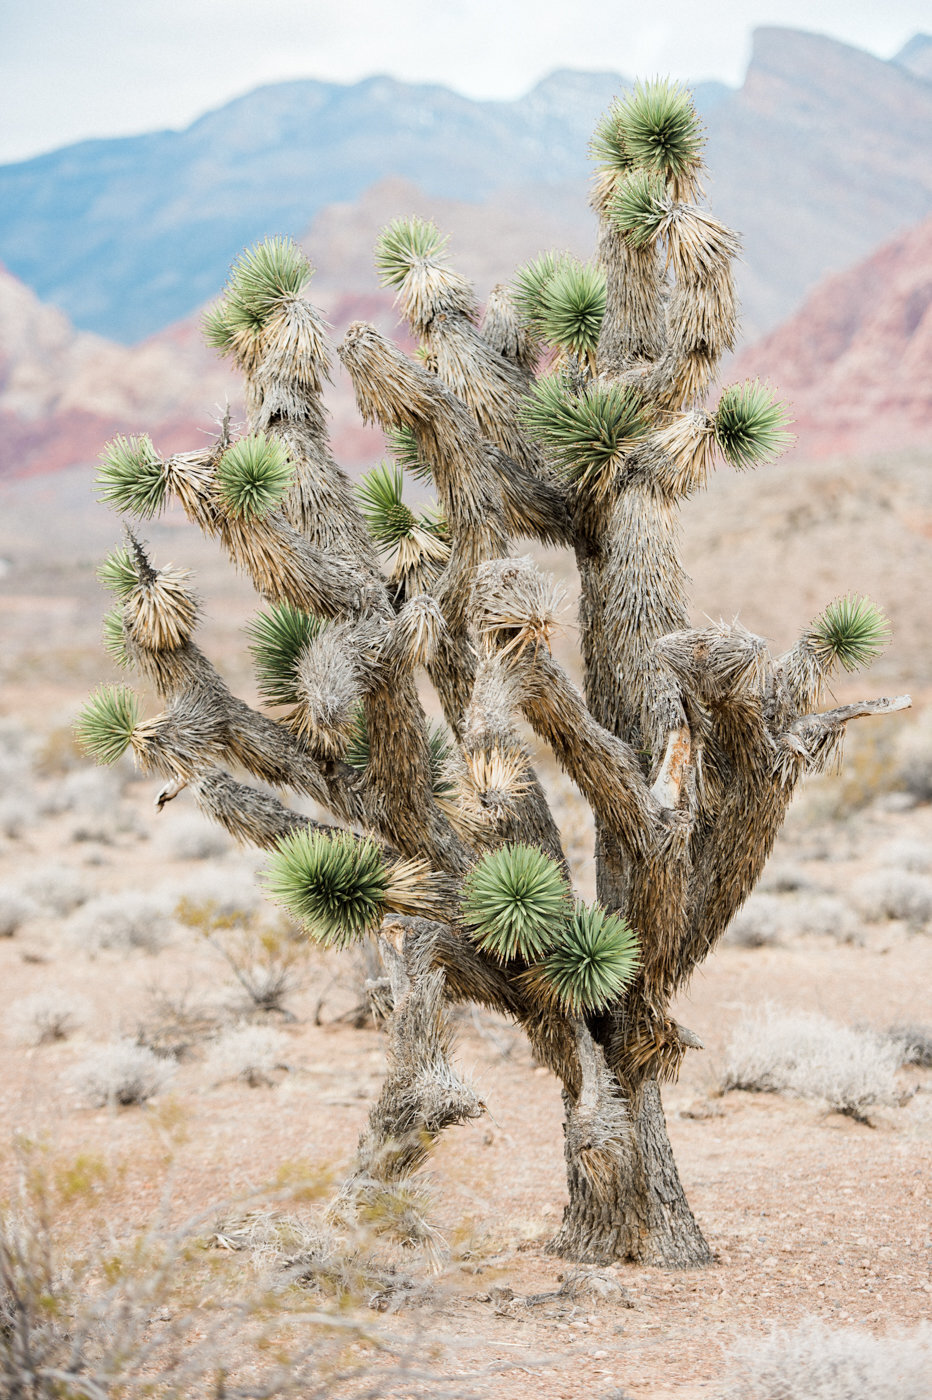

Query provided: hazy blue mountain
[1,28,930,345]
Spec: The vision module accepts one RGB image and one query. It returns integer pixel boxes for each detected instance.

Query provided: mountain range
[2,27,931,345]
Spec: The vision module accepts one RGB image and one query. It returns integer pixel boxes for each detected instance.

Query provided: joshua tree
[78,81,909,1268]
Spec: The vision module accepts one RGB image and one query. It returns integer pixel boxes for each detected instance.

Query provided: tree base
[547,1079,712,1269]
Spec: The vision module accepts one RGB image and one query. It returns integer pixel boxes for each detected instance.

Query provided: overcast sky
[2,0,928,164]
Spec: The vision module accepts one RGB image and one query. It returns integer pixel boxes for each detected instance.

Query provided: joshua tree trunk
[80,82,909,1271]
[552,1080,711,1267]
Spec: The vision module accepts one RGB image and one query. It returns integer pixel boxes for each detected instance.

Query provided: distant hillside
[734,216,932,459]
[1,27,930,345]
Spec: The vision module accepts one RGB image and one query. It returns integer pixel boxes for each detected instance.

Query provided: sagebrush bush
[67,891,174,953]
[205,1025,289,1086]
[896,708,932,803]
[70,1040,175,1105]
[877,839,932,874]
[721,1005,902,1122]
[851,870,932,928]
[158,810,234,861]
[171,869,262,924]
[0,793,35,841]
[10,989,90,1045]
[721,1318,932,1400]
[0,888,38,937]
[20,865,90,916]
[725,893,860,947]
[887,1023,932,1068]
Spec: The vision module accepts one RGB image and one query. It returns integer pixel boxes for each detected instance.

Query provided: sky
[2,0,929,164]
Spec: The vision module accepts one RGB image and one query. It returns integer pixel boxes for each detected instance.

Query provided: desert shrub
[19,865,90,916]
[851,870,932,928]
[135,984,229,1060]
[721,1005,902,1122]
[877,839,932,874]
[39,765,123,818]
[721,1318,932,1400]
[887,1023,932,1068]
[67,891,174,953]
[758,864,821,894]
[724,893,859,947]
[205,1025,289,1086]
[725,893,785,947]
[10,989,90,1044]
[896,708,932,803]
[0,794,36,841]
[0,888,39,937]
[171,869,262,925]
[70,1039,176,1105]
[158,810,234,861]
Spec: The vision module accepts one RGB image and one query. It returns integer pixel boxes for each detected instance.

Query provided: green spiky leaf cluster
[512,251,564,328]
[263,828,388,947]
[357,464,417,547]
[810,595,890,674]
[97,436,166,518]
[204,237,311,349]
[216,434,294,520]
[520,377,649,488]
[611,169,668,246]
[247,602,327,707]
[387,426,433,482]
[460,845,570,962]
[74,686,139,766]
[537,260,606,361]
[101,607,130,669]
[375,216,448,287]
[537,903,640,1014]
[613,80,703,181]
[714,382,794,471]
[97,547,138,600]
[589,98,634,176]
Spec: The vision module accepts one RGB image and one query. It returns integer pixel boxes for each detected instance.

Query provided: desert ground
[0,452,930,1398]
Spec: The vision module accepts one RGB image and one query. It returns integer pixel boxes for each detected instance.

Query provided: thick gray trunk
[548,1079,712,1268]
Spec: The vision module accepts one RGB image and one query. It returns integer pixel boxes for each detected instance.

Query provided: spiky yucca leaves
[356,463,416,547]
[387,426,433,482]
[460,844,570,962]
[216,434,294,520]
[205,237,312,347]
[590,98,634,180]
[346,710,454,801]
[512,251,564,330]
[97,547,138,600]
[611,169,668,246]
[97,436,166,518]
[521,377,649,496]
[810,595,890,674]
[536,903,640,1014]
[714,382,794,471]
[74,686,140,766]
[614,80,704,199]
[537,260,606,368]
[264,828,388,947]
[246,602,326,707]
[101,607,130,669]
[374,216,449,287]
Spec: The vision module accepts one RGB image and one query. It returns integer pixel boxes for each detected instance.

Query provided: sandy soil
[1,727,930,1398]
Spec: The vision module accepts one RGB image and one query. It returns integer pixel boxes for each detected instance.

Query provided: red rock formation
[732,216,932,458]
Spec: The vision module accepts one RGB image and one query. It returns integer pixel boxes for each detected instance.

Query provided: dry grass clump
[19,865,90,916]
[70,1039,176,1106]
[851,870,932,929]
[205,1025,290,1086]
[67,891,174,953]
[721,1005,903,1123]
[158,810,235,861]
[0,887,39,937]
[171,869,262,924]
[886,1023,932,1068]
[9,989,90,1045]
[720,1318,932,1399]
